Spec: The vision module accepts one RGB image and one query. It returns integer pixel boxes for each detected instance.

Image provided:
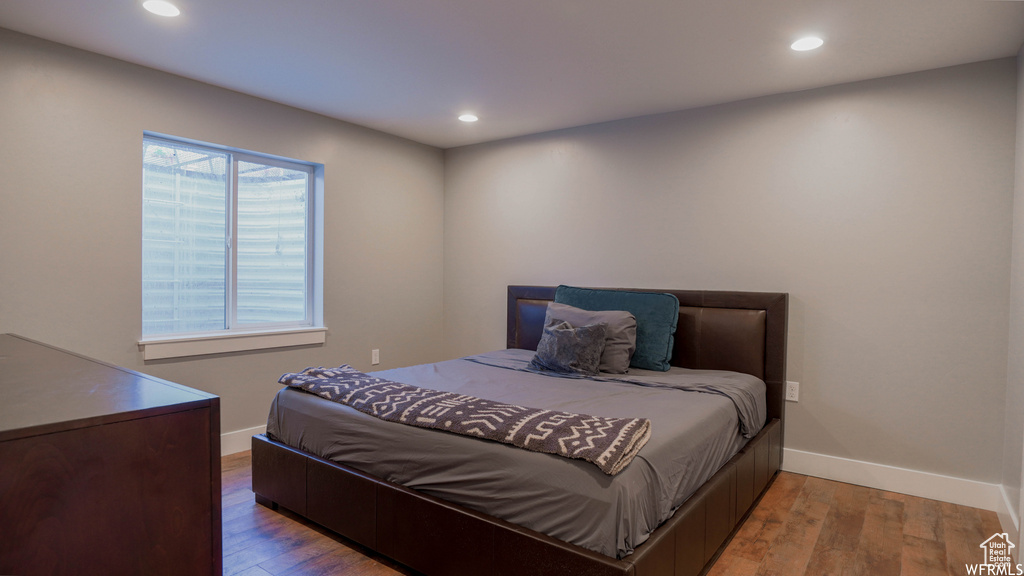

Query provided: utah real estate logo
[967,533,1022,575]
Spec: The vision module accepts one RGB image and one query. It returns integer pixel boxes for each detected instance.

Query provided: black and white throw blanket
[279,364,651,475]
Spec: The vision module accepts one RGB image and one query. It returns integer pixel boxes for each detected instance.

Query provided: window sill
[139,327,327,360]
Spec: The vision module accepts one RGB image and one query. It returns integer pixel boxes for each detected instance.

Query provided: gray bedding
[279,364,652,475]
[265,349,766,559]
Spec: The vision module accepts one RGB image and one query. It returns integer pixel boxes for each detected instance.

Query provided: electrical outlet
[371,349,380,365]
[786,381,799,402]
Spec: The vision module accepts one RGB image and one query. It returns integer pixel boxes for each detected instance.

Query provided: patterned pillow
[544,302,636,374]
[530,319,608,375]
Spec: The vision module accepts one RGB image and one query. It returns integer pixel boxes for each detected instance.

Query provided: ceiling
[2,1,1024,149]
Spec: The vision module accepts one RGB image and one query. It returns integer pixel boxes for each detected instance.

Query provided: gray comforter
[266,349,766,558]
[278,363,652,475]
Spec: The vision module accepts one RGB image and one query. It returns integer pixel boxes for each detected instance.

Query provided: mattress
[265,349,766,558]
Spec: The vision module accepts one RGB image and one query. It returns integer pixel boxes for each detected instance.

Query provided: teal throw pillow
[554,286,679,371]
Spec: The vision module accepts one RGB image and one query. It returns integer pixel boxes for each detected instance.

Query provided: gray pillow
[544,302,637,374]
[530,319,608,376]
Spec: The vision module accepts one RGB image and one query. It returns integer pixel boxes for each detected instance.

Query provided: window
[140,134,324,359]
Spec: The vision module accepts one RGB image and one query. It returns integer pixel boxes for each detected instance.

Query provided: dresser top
[0,334,218,441]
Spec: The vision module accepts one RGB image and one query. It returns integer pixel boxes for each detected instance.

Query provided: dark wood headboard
[506,286,788,428]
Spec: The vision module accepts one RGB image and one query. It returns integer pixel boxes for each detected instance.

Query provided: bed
[252,286,788,576]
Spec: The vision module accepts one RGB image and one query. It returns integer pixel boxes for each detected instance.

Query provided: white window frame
[138,132,325,360]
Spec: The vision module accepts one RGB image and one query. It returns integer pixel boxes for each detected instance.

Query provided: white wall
[1008,44,1024,542]
[2,24,1019,496]
[0,29,446,437]
[443,59,1017,484]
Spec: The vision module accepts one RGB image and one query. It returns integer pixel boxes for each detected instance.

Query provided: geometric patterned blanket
[279,365,651,475]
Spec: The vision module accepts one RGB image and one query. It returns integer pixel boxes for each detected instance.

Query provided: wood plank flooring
[706,473,1003,576]
[222,451,417,576]
[222,451,1004,576]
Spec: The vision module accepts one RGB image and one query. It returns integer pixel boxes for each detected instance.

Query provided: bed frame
[252,286,788,576]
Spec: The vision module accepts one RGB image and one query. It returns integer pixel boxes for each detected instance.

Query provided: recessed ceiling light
[458,114,479,123]
[791,36,824,51]
[143,0,181,17]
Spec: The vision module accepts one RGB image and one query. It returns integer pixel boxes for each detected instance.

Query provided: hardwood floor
[222,451,418,576]
[222,451,1004,576]
[704,473,1003,576]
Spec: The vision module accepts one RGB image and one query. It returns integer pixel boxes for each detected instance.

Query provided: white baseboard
[999,484,1020,549]
[221,424,266,456]
[783,448,1008,518]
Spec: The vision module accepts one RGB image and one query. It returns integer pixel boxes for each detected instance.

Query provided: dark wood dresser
[0,334,221,576]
